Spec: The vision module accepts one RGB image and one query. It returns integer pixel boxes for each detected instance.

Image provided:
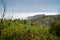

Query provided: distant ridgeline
[0,14,60,27]
[27,14,60,27]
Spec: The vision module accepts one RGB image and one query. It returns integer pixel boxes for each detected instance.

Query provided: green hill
[27,14,60,27]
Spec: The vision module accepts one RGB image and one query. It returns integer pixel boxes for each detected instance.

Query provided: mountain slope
[27,14,60,27]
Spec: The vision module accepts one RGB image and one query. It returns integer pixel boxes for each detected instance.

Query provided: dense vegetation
[0,15,60,40]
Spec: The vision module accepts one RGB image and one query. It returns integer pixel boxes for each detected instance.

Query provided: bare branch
[1,0,6,20]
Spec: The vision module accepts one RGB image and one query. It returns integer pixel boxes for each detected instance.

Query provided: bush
[0,19,60,40]
[49,21,60,37]
[1,23,50,40]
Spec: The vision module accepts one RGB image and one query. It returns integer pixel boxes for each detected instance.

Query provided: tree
[0,0,6,38]
[1,0,6,20]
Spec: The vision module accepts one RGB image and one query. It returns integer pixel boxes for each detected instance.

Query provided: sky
[0,0,60,19]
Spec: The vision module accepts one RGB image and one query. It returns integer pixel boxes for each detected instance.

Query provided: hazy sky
[0,0,60,12]
[0,0,60,19]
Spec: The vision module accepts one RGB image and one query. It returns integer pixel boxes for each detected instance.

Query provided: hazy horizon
[0,12,59,19]
[0,0,60,19]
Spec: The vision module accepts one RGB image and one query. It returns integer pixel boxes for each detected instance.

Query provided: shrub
[49,21,60,37]
[1,24,50,40]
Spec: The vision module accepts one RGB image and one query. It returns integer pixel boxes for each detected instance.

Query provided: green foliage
[0,19,60,40]
[49,21,60,37]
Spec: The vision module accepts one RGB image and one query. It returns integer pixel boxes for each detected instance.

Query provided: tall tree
[0,0,6,39]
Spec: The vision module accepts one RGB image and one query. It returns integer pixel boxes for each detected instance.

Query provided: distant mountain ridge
[27,14,60,27]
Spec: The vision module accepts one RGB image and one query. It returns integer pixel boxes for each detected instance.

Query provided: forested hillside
[0,15,60,40]
[27,15,60,27]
